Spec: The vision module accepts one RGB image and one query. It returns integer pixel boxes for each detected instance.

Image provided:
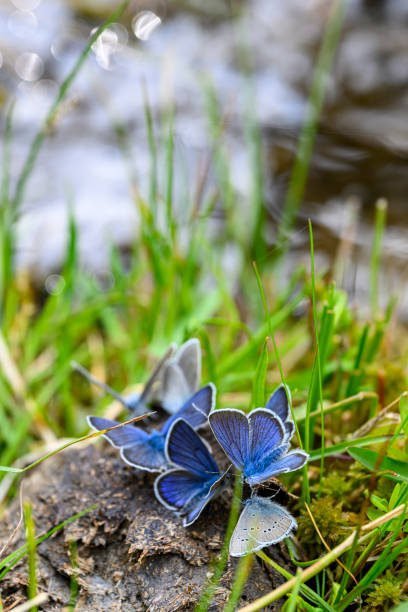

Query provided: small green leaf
[348,447,408,483]
[370,494,388,512]
[389,483,402,509]
[252,339,268,409]
[400,394,408,438]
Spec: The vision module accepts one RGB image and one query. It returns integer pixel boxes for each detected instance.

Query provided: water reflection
[0,0,407,316]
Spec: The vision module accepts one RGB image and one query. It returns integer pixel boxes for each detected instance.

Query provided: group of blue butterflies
[81,339,309,557]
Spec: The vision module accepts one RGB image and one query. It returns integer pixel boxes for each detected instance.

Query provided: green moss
[298,496,348,552]
[365,571,405,611]
[315,471,354,502]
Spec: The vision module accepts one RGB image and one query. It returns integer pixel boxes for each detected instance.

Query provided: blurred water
[1,0,408,316]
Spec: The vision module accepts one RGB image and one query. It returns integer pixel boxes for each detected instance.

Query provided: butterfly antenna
[191,401,207,417]
[138,345,175,402]
[71,361,129,409]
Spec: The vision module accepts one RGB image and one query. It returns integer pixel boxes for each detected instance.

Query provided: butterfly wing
[87,416,148,448]
[265,385,296,443]
[248,409,285,466]
[165,418,219,477]
[175,338,201,395]
[182,488,218,526]
[265,385,291,422]
[229,497,297,557]
[154,469,209,511]
[157,419,225,526]
[284,420,295,441]
[120,434,168,472]
[162,383,215,435]
[160,362,191,415]
[208,409,249,470]
[245,450,309,485]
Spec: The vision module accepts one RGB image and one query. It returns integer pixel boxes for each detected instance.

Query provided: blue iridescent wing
[120,435,168,472]
[265,385,291,422]
[161,383,215,435]
[208,409,249,470]
[245,450,309,485]
[87,416,148,448]
[165,419,219,478]
[248,409,285,467]
[182,488,217,526]
[154,469,208,510]
[229,497,297,557]
[284,420,295,441]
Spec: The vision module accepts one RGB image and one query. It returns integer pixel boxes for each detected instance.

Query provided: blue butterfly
[265,384,296,440]
[229,495,297,557]
[209,386,308,485]
[154,418,226,526]
[87,383,215,473]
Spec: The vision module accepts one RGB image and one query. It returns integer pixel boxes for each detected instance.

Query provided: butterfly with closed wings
[229,495,297,557]
[73,338,201,416]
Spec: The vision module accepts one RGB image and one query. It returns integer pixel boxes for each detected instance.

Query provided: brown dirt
[0,442,292,611]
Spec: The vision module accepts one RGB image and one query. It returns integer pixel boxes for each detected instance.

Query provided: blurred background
[1,0,408,317]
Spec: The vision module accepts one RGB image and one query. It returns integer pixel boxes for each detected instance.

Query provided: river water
[1,0,408,317]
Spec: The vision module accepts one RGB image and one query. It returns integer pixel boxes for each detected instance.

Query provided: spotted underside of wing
[229,497,297,557]
[209,409,249,470]
[87,416,148,448]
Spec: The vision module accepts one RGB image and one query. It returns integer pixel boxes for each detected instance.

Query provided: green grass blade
[224,554,254,612]
[194,473,243,612]
[23,502,38,611]
[348,448,408,483]
[0,505,97,577]
[256,551,335,611]
[370,198,387,318]
[286,568,303,612]
[308,220,325,492]
[308,433,404,462]
[252,339,268,409]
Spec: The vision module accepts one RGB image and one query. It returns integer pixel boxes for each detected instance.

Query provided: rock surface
[0,444,291,611]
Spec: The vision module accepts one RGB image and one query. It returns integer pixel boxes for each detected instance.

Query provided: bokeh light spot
[132,11,161,41]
